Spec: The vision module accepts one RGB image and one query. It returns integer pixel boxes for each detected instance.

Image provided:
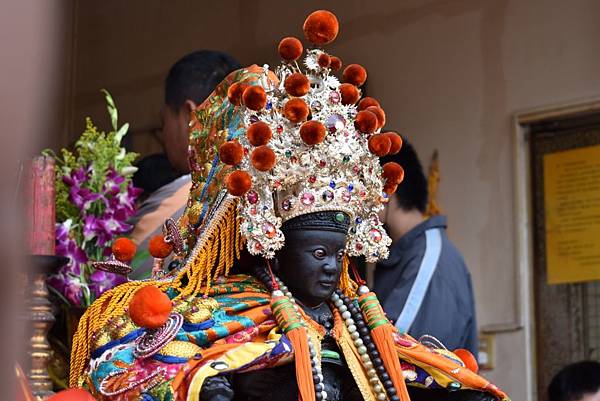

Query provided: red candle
[25,156,56,255]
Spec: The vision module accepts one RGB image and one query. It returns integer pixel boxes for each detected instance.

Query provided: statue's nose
[322,258,338,274]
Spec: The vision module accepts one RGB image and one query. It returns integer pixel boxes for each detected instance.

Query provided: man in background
[375,137,478,357]
[130,50,240,278]
[548,361,600,401]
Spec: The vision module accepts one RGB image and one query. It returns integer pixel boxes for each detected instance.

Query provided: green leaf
[115,122,129,143]
[101,89,118,131]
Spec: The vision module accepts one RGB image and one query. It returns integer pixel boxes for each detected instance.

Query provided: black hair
[548,361,600,401]
[380,136,428,213]
[164,50,241,110]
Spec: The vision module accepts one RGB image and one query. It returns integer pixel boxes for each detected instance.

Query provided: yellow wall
[63,1,600,399]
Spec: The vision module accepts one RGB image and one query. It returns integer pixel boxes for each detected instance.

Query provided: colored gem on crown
[301,192,315,206]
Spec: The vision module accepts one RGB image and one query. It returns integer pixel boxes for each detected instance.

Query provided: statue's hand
[200,375,234,401]
[232,368,287,398]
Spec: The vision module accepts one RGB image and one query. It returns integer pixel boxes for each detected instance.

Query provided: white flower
[121,166,138,176]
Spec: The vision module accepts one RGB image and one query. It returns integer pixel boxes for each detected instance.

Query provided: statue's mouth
[318,280,336,288]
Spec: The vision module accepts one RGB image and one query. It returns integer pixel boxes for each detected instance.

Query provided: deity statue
[70,10,510,401]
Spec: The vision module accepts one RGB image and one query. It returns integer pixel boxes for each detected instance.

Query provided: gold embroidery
[159,341,202,359]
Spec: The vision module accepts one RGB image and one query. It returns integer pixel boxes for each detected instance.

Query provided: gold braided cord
[69,199,242,387]
[340,256,358,297]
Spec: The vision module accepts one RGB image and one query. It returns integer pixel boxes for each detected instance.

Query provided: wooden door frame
[513,97,600,401]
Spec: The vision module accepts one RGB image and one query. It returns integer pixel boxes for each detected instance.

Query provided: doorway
[521,107,600,400]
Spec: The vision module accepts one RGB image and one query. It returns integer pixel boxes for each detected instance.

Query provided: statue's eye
[313,249,326,259]
[336,250,345,261]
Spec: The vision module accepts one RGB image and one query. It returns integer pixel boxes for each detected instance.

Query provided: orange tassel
[371,324,411,401]
[271,295,315,401]
[359,292,410,401]
[287,328,316,401]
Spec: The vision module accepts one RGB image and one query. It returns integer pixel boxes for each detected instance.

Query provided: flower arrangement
[46,90,141,307]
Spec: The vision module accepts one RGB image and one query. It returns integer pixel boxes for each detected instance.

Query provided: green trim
[361,303,379,312]
[368,319,388,330]
[271,298,291,309]
[321,350,340,360]
[358,295,377,306]
[283,322,304,333]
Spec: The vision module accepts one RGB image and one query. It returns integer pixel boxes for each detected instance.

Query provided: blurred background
[4,1,600,400]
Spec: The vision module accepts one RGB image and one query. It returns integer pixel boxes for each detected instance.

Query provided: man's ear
[183,99,197,115]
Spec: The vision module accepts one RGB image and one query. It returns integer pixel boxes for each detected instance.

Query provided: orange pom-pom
[226,170,252,196]
[339,83,360,105]
[366,106,386,129]
[303,10,339,46]
[128,285,172,329]
[358,97,380,111]
[368,134,392,157]
[149,234,173,259]
[300,120,326,145]
[383,182,398,195]
[283,98,309,123]
[384,132,403,154]
[218,140,244,165]
[111,237,136,263]
[242,85,267,111]
[284,73,310,97]
[318,53,331,68]
[343,64,367,87]
[382,162,405,184]
[354,110,378,134]
[454,349,479,374]
[227,82,249,106]
[278,37,303,61]
[47,389,96,401]
[251,146,276,171]
[247,121,272,146]
[330,56,342,71]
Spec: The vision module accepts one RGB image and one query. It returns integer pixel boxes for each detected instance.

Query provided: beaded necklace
[255,267,402,401]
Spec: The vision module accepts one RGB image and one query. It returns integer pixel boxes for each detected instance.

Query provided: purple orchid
[62,167,89,187]
[85,208,132,247]
[103,168,125,196]
[63,276,85,306]
[69,186,102,212]
[115,183,143,215]
[55,220,71,243]
[82,214,100,242]
[89,270,126,299]
[55,222,88,275]
[48,271,85,306]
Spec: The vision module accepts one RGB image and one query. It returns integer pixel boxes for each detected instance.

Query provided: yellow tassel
[69,198,241,387]
[339,256,358,297]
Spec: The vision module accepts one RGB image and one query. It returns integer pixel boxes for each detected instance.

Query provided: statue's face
[275,229,347,307]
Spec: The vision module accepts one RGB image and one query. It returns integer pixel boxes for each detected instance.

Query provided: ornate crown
[208,11,404,261]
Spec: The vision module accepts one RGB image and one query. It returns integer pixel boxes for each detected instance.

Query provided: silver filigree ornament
[231,43,392,263]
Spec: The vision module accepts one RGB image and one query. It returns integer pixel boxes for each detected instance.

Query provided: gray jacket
[374,215,478,357]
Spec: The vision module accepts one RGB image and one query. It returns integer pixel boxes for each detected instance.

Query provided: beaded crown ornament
[217,10,404,261]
